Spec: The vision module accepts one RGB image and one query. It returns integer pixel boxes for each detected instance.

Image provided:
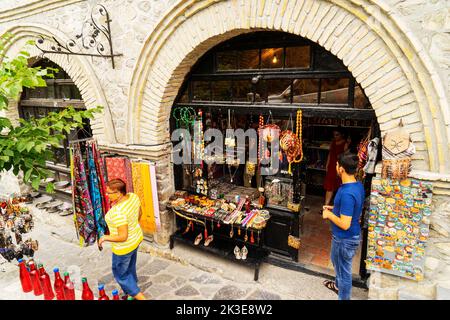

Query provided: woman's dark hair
[106,178,127,195]
[333,126,347,139]
[337,152,359,175]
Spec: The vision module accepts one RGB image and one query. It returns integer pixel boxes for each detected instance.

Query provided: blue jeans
[330,235,360,300]
[112,247,140,296]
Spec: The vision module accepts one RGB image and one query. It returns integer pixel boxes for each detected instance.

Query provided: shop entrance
[169,31,379,280]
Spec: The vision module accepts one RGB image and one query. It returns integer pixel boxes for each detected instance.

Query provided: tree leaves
[0,34,102,192]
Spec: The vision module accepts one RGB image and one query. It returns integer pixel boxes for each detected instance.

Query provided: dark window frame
[18,59,92,179]
[177,31,369,110]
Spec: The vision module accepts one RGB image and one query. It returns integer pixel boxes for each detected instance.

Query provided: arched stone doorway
[128,0,449,175]
[125,0,450,298]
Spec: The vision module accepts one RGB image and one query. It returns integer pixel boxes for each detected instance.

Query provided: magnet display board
[365,178,433,281]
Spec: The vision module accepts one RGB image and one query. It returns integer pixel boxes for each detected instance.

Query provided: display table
[168,206,270,281]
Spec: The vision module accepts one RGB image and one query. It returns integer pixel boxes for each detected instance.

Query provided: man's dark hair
[337,152,359,175]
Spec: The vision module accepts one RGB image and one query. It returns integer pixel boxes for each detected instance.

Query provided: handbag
[288,235,301,249]
[287,221,301,249]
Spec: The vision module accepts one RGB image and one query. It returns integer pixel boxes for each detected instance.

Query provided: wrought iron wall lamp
[35,4,122,69]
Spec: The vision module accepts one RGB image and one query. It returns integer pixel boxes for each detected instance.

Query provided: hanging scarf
[71,143,97,246]
[91,142,110,216]
[87,143,108,238]
[131,161,157,234]
[105,157,134,193]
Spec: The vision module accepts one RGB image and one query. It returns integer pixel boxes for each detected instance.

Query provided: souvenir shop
[167,31,381,280]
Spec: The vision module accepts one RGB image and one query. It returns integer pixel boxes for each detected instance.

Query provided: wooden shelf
[170,229,269,281]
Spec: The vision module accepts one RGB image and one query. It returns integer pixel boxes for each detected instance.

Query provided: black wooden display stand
[168,207,270,281]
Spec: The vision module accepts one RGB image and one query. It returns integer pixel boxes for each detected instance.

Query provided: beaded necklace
[290,109,303,171]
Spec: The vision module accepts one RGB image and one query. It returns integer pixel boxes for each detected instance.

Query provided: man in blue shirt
[322,152,365,300]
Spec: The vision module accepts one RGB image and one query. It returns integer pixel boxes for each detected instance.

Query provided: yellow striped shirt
[105,193,144,255]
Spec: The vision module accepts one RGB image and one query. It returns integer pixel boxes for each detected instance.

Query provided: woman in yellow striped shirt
[98,178,146,300]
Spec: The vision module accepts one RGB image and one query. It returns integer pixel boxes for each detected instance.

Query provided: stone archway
[128,0,450,175]
[1,23,118,144]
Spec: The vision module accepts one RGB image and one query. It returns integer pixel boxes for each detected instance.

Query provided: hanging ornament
[285,109,304,175]
[230,226,234,238]
[250,231,255,244]
[244,229,248,242]
[238,227,241,236]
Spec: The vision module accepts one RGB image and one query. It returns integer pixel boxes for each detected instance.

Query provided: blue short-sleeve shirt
[331,181,365,239]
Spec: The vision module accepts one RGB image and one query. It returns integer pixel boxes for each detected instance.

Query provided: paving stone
[175,285,200,297]
[170,277,188,289]
[139,280,154,292]
[212,285,249,300]
[153,273,174,284]
[98,272,115,285]
[143,283,172,298]
[138,275,152,284]
[199,285,223,299]
[141,259,170,275]
[190,274,222,285]
[246,289,282,300]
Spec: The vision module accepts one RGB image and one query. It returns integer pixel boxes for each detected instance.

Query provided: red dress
[323,140,346,191]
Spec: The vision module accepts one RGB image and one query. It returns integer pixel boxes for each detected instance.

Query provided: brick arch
[128,0,449,174]
[2,23,118,144]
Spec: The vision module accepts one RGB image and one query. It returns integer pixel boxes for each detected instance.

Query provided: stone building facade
[1,0,449,299]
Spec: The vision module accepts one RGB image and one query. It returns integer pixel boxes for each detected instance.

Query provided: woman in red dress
[323,128,349,207]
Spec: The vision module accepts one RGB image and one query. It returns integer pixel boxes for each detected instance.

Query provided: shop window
[27,87,48,99]
[217,50,238,71]
[192,81,211,101]
[354,84,370,109]
[19,58,91,175]
[314,49,347,71]
[212,80,232,101]
[261,48,283,69]
[292,79,320,104]
[232,80,254,102]
[266,79,292,104]
[285,46,311,69]
[178,86,189,103]
[238,49,260,70]
[319,78,350,105]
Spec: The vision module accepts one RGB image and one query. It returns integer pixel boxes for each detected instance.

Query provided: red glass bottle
[98,284,110,300]
[53,268,66,300]
[112,289,120,300]
[63,272,75,300]
[38,264,55,300]
[28,261,43,296]
[81,277,94,300]
[18,258,33,293]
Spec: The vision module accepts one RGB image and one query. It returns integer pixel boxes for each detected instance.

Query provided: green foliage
[0,33,102,192]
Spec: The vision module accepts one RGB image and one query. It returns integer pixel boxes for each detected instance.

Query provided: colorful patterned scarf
[87,143,108,238]
[105,157,134,193]
[91,142,110,218]
[71,143,97,246]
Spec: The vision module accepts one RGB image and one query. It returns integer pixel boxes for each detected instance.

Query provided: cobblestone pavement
[0,204,368,300]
